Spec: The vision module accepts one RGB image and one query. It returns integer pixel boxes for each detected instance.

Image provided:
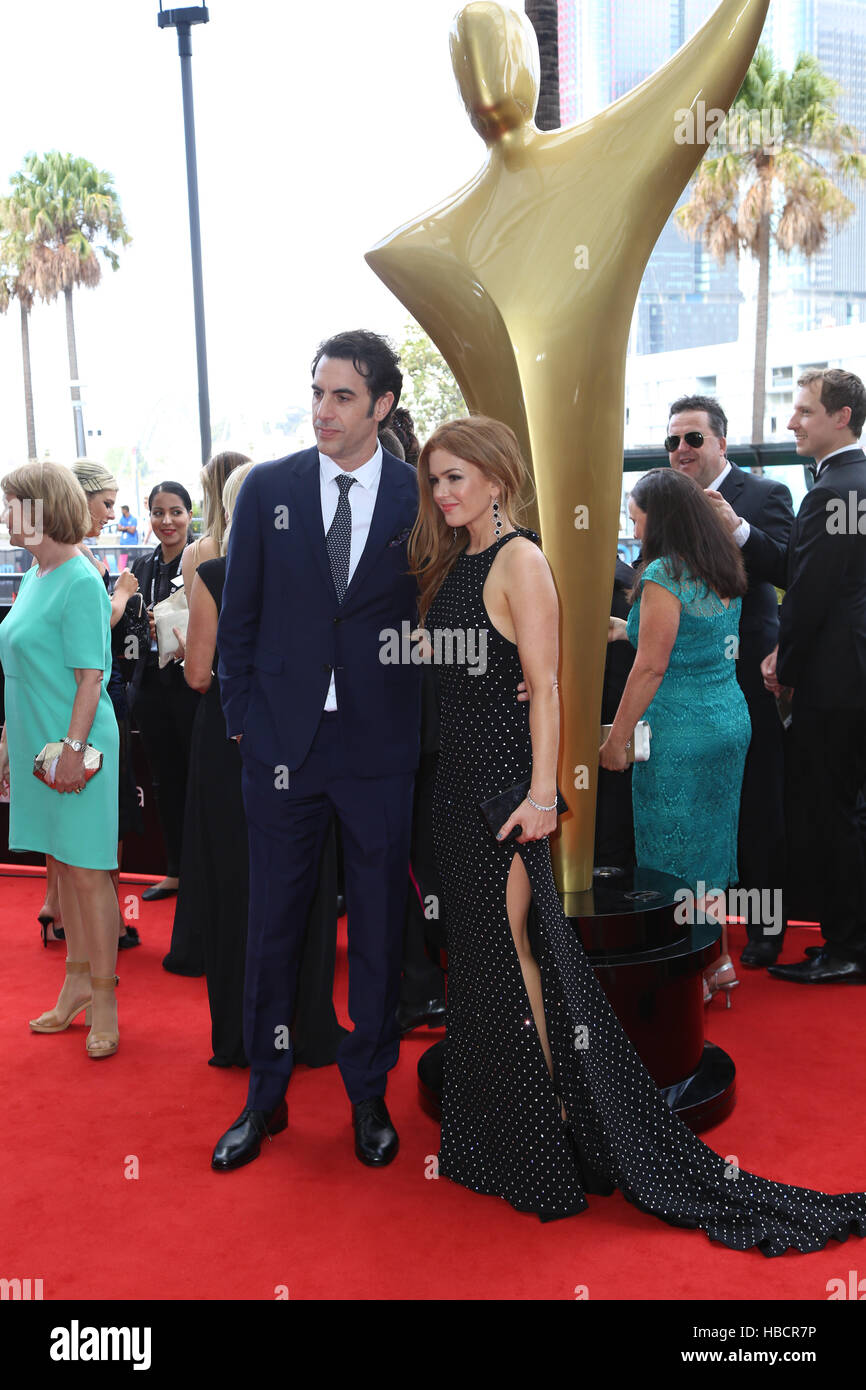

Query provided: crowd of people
[2,328,865,1255]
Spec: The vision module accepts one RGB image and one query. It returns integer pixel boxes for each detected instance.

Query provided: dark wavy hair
[628,468,746,602]
[311,329,402,424]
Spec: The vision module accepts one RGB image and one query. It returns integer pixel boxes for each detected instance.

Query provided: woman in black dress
[180,463,346,1069]
[129,483,199,919]
[409,415,866,1255]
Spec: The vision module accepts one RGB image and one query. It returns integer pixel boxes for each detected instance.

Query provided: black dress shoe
[768,952,866,984]
[739,941,780,968]
[118,925,140,950]
[352,1097,399,1167]
[396,997,447,1034]
[142,884,177,902]
[211,1099,288,1170]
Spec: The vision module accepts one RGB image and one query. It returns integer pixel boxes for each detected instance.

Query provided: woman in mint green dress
[600,468,751,1003]
[0,463,121,1057]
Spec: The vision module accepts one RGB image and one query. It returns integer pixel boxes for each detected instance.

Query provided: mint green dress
[0,554,119,869]
[626,557,751,894]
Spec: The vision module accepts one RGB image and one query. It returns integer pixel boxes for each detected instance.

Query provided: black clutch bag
[479,779,568,842]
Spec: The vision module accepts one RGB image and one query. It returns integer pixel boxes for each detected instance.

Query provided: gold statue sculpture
[366,0,770,903]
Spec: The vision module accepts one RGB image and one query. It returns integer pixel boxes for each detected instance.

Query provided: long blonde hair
[201,451,250,552]
[408,416,533,624]
[221,461,257,555]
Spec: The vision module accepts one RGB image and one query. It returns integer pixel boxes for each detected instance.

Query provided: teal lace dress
[626,558,751,893]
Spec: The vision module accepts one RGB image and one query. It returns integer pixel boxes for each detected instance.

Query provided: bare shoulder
[498,534,554,584]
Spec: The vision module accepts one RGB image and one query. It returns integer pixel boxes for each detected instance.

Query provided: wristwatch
[62,737,85,753]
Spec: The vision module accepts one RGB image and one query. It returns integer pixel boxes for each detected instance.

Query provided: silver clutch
[600,720,651,764]
[33,742,103,790]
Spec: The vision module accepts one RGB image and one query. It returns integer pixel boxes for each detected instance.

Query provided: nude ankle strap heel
[86,975,119,1059]
[29,960,92,1033]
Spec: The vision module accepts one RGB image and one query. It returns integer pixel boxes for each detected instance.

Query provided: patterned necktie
[326,472,355,602]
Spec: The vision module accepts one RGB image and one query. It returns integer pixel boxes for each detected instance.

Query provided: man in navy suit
[666,396,794,966]
[762,368,866,984]
[212,330,422,1169]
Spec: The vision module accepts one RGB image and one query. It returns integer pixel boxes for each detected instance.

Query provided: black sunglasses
[664,431,704,452]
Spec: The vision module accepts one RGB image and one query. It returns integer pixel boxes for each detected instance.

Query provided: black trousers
[790,701,866,963]
[131,663,199,878]
[734,644,787,940]
[402,751,447,1006]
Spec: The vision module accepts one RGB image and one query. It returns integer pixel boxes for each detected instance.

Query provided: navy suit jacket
[724,465,793,649]
[218,445,422,776]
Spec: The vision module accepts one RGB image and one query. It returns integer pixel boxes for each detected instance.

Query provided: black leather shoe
[768,952,866,984]
[397,997,447,1033]
[211,1099,288,1170]
[740,941,780,968]
[352,1097,399,1167]
[118,925,140,949]
[142,884,177,902]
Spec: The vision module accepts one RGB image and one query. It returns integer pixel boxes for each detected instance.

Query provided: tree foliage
[677,46,866,442]
[397,319,466,440]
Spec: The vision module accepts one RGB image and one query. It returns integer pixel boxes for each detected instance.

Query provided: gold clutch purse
[33,742,103,790]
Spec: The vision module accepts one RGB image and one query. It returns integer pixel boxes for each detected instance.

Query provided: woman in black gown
[180,463,346,1069]
[409,415,866,1256]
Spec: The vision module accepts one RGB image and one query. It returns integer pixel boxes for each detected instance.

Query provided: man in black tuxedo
[666,396,794,966]
[212,330,423,1169]
[761,368,866,984]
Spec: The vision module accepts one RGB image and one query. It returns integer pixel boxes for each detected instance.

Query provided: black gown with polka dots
[430,528,866,1255]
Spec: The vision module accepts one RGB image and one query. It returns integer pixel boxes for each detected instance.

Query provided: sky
[0,0,484,496]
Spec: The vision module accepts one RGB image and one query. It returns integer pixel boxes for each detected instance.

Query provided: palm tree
[525,1,560,131]
[677,46,866,444]
[9,152,130,456]
[0,199,56,460]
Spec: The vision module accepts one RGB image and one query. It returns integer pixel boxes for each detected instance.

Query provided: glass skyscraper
[557,0,866,354]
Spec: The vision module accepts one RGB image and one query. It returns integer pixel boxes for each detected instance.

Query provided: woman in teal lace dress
[600,468,751,1001]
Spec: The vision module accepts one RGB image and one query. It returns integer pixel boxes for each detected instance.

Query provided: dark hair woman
[128,483,199,934]
[601,467,750,1003]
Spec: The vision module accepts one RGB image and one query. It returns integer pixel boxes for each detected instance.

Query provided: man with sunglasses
[666,396,794,967]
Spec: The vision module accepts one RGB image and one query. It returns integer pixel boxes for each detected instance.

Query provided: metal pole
[175,21,211,465]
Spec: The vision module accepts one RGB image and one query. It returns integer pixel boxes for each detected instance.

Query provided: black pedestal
[418,864,737,1134]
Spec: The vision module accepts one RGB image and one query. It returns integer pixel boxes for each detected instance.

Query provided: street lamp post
[157,4,212,465]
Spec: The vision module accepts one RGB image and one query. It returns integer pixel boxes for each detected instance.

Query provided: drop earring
[492,497,502,539]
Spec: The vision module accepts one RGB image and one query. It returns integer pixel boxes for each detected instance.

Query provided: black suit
[767,447,866,962]
[723,466,794,936]
[595,557,637,867]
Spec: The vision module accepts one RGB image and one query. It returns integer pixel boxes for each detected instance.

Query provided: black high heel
[37,915,65,947]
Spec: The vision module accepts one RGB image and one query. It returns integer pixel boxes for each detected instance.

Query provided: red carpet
[2,870,865,1301]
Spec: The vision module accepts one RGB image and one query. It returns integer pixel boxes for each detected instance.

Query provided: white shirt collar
[706,460,732,492]
[815,444,860,476]
[318,440,382,490]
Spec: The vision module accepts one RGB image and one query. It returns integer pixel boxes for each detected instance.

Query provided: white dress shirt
[319,441,383,710]
[707,460,750,547]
